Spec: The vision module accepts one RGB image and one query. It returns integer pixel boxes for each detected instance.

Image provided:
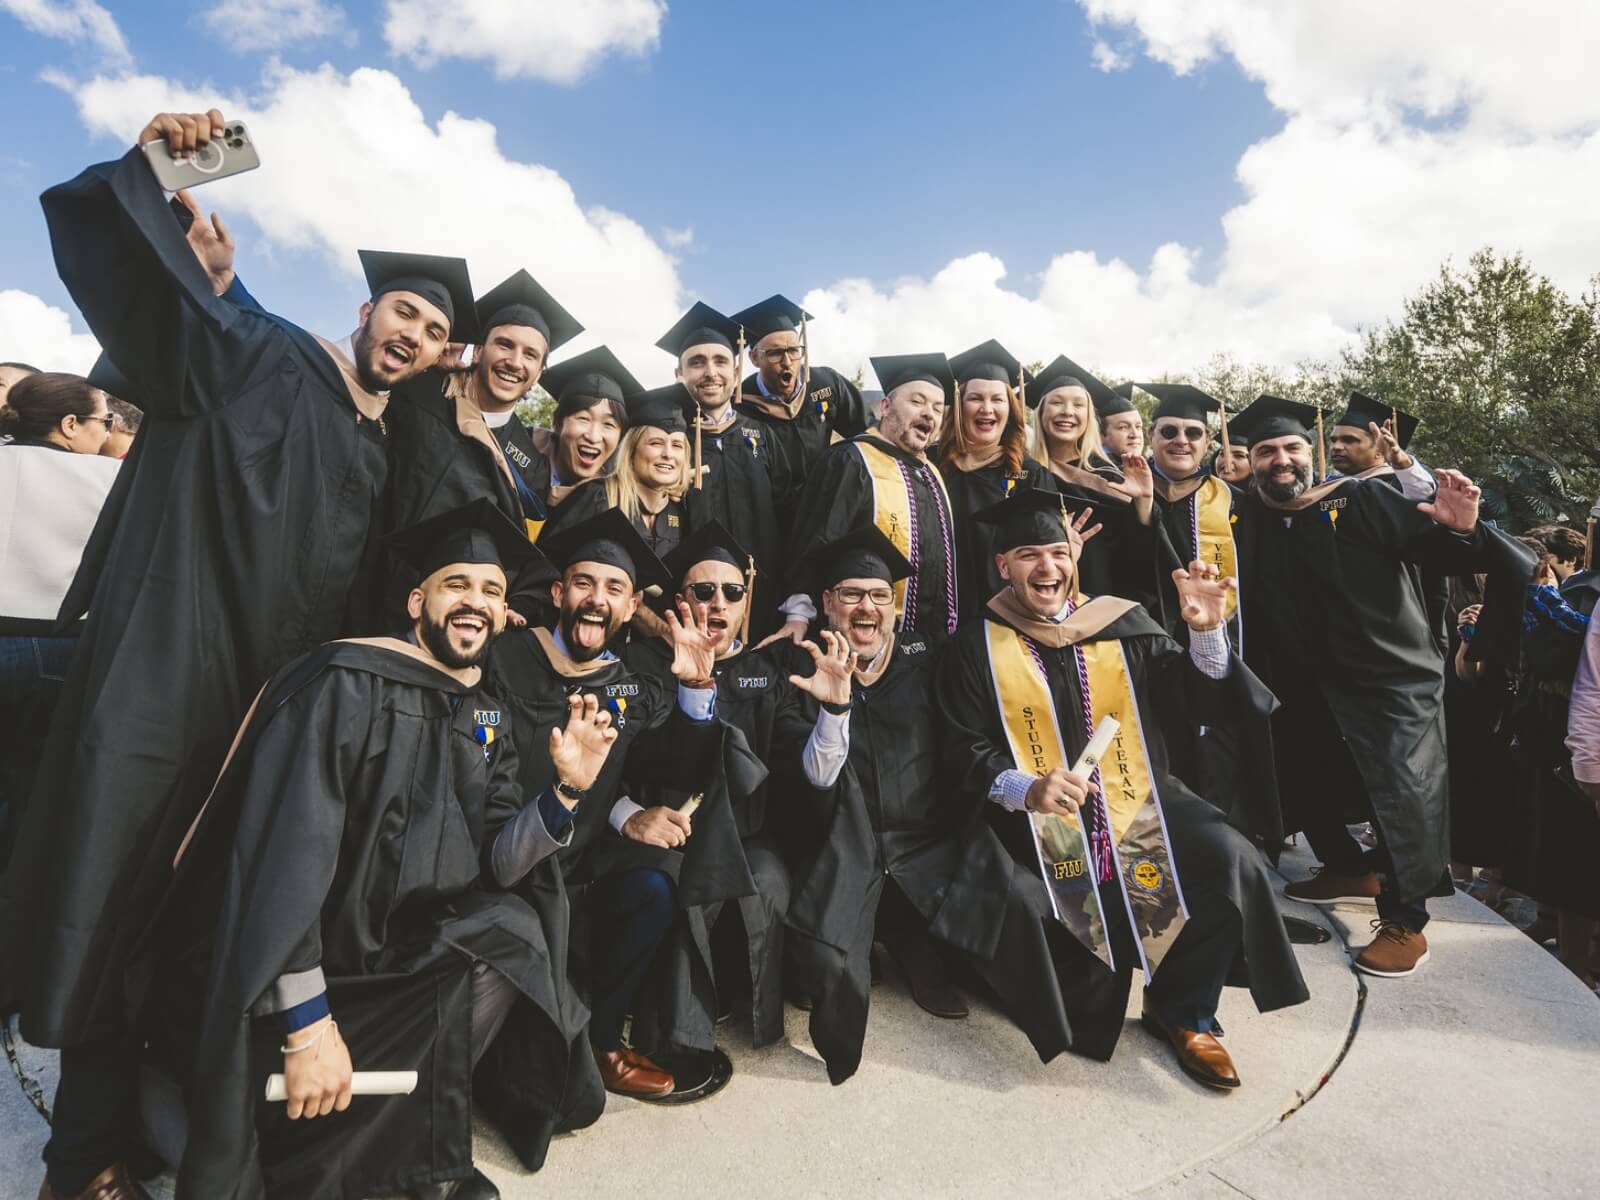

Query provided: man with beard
[656,302,786,640]
[488,508,728,1100]
[383,269,585,624]
[137,500,614,1200]
[731,293,868,526]
[1100,385,1147,459]
[777,353,961,643]
[934,488,1305,1089]
[625,522,851,1066]
[1235,396,1533,976]
[4,108,474,1200]
[519,346,642,541]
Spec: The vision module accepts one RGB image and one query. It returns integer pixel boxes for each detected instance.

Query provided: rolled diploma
[1069,715,1119,779]
[678,792,704,818]
[265,1070,418,1102]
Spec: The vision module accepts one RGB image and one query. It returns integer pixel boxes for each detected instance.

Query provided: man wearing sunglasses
[622,522,859,1080]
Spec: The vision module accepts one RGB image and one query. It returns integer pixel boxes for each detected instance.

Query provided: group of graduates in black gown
[0,107,1545,1200]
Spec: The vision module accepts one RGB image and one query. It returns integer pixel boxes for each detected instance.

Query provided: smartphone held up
[141,119,261,191]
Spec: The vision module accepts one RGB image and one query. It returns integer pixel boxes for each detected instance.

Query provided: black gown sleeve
[40,147,285,420]
[828,370,869,440]
[934,626,1019,803]
[783,445,873,604]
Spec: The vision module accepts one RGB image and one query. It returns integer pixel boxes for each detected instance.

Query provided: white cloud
[383,0,666,84]
[0,289,101,374]
[803,2,1600,386]
[661,226,694,249]
[1090,40,1130,72]
[55,61,687,380]
[0,0,129,64]
[201,0,351,52]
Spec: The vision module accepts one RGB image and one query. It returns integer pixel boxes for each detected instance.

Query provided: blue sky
[2,2,1591,384]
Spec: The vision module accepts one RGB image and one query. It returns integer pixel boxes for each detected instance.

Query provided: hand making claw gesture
[1067,503,1103,555]
[788,629,854,707]
[666,600,719,685]
[1171,560,1237,632]
[548,694,616,799]
[1120,452,1156,525]
[1367,420,1413,470]
[1417,468,1481,535]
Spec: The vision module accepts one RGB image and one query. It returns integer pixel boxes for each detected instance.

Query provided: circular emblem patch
[1129,858,1165,892]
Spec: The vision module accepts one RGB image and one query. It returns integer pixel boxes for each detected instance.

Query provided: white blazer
[0,442,120,625]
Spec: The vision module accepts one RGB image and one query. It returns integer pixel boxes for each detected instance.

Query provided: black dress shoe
[1283,915,1332,945]
[412,1168,500,1200]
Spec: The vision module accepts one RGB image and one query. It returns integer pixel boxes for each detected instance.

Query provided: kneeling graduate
[139,500,617,1198]
[936,488,1308,1089]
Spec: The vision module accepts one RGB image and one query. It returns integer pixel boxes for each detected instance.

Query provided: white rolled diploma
[264,1070,419,1103]
[678,792,704,818]
[1069,715,1120,779]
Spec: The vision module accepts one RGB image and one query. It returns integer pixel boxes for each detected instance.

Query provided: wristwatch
[554,779,587,803]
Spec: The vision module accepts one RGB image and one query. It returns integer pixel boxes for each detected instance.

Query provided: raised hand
[138,109,225,159]
[1068,504,1104,552]
[1171,560,1236,632]
[175,188,235,295]
[548,694,616,796]
[757,617,809,649]
[666,600,719,683]
[1120,452,1154,500]
[434,343,471,373]
[788,629,854,707]
[1367,420,1412,469]
[1417,468,1480,534]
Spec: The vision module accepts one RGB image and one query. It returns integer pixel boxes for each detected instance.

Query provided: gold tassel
[1218,402,1230,462]
[739,554,757,648]
[1315,402,1326,481]
[800,310,811,401]
[1016,365,1026,412]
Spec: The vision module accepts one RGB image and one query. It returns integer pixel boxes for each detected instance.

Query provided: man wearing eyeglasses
[732,294,868,530]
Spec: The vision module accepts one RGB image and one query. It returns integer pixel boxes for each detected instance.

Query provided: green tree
[515,384,554,430]
[1340,249,1600,528]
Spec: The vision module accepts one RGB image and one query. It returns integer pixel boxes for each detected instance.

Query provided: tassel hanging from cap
[800,311,811,402]
[739,554,758,648]
[1314,402,1326,482]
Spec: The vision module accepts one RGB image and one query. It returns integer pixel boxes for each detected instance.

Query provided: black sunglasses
[686,581,748,603]
[1155,423,1207,442]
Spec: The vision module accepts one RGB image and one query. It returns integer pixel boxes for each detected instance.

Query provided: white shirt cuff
[1187,624,1232,680]
[782,593,817,624]
[1394,457,1436,500]
[609,796,644,832]
[989,769,1035,812]
[802,706,851,788]
[677,683,717,721]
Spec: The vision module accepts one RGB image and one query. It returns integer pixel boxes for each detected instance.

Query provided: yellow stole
[855,440,917,619]
[1193,476,1239,625]
[985,617,1189,976]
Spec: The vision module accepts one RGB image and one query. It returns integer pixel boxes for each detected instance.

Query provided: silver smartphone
[141,120,260,191]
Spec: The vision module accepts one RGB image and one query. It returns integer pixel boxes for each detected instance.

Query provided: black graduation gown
[131,641,600,1198]
[686,411,785,640]
[520,446,611,541]
[1242,480,1535,899]
[1,147,391,1042]
[624,640,817,1055]
[940,455,1055,622]
[737,366,868,533]
[786,436,960,640]
[934,603,1306,1062]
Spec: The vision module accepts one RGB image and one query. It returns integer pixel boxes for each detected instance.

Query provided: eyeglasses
[831,586,895,606]
[761,347,803,362]
[686,581,748,603]
[84,413,115,431]
[1155,423,1207,442]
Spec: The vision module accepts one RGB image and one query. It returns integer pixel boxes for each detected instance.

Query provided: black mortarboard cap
[474,268,583,353]
[1233,394,1319,447]
[537,506,671,592]
[86,353,139,407]
[949,338,1023,387]
[656,302,742,358]
[627,383,690,436]
[387,496,541,583]
[731,294,811,344]
[539,345,644,419]
[1142,383,1221,424]
[1334,390,1418,450]
[358,249,476,342]
[806,525,914,590]
[870,352,955,402]
[1028,355,1118,413]
[1100,381,1140,418]
[664,520,751,584]
[974,486,1096,553]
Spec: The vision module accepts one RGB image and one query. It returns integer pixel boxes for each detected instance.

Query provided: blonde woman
[610,384,697,638]
[937,340,1053,619]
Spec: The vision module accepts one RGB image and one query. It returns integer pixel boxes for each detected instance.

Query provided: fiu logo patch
[1320,496,1347,527]
[900,639,928,656]
[667,514,680,528]
[502,441,532,471]
[605,684,640,698]
[736,675,769,690]
[741,426,762,455]
[473,709,501,759]
[1128,857,1165,892]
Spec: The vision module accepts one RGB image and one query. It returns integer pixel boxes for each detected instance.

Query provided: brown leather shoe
[1140,1004,1241,1091]
[1284,867,1381,905]
[1354,919,1430,977]
[36,1163,151,1200]
[593,1045,675,1098]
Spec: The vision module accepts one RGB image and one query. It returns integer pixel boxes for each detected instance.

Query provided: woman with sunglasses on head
[0,372,122,862]
[936,341,1055,621]
[610,385,699,640]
